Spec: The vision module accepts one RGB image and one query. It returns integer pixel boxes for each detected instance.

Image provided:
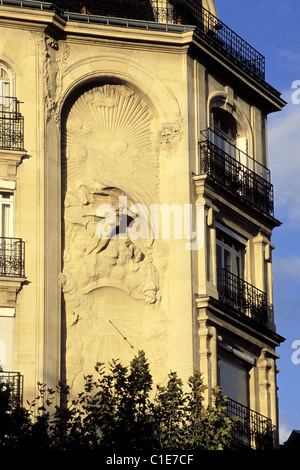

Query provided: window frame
[217,351,251,408]
[216,226,246,279]
[0,191,14,238]
[0,64,15,110]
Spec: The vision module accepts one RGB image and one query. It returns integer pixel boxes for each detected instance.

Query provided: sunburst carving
[61,84,158,204]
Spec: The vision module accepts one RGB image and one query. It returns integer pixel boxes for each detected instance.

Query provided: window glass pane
[216,229,244,279]
[224,248,231,271]
[211,110,237,159]
[216,228,222,241]
[1,204,11,238]
[0,67,11,106]
[216,244,222,270]
[218,357,249,407]
[234,253,241,277]
[0,68,8,79]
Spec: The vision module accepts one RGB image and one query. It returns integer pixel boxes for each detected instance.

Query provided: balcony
[217,268,273,329]
[226,397,276,450]
[0,0,266,81]
[0,371,23,405]
[0,97,24,151]
[199,136,274,217]
[0,237,25,278]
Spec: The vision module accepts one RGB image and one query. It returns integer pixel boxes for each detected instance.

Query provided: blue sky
[215,0,300,444]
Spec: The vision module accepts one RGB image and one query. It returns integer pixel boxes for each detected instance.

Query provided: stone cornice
[192,174,281,234]
[0,150,26,179]
[196,295,285,349]
[0,5,66,33]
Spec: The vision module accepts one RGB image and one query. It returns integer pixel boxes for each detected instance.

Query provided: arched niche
[59,53,182,125]
[59,77,171,393]
[61,77,161,209]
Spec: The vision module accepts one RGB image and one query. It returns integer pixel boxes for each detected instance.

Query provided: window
[218,354,250,407]
[0,67,10,97]
[0,192,14,238]
[0,66,23,151]
[210,108,237,158]
[216,227,245,279]
[216,226,248,312]
[210,108,249,166]
[0,66,12,110]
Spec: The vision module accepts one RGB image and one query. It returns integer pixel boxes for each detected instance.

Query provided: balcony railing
[226,397,276,450]
[199,139,274,216]
[0,0,266,80]
[0,97,24,151]
[217,268,273,329]
[0,237,25,277]
[0,371,23,405]
[203,128,271,182]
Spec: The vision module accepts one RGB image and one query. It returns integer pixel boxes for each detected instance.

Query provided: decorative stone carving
[0,150,25,178]
[42,34,70,123]
[158,120,183,150]
[61,180,160,307]
[61,84,161,302]
[62,84,159,200]
[61,84,165,389]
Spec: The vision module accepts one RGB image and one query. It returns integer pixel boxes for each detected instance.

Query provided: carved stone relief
[158,120,183,151]
[61,84,168,390]
[41,34,70,123]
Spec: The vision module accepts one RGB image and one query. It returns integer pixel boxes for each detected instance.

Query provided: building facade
[0,0,285,449]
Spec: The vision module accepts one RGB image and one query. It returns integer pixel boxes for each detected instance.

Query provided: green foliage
[0,351,237,450]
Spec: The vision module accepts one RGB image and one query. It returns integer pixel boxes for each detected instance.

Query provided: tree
[152,368,236,450]
[0,351,237,450]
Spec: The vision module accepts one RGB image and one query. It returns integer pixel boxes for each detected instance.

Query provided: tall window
[210,108,249,167]
[218,354,250,407]
[216,227,245,279]
[0,67,10,96]
[0,66,11,109]
[210,108,237,159]
[0,192,14,238]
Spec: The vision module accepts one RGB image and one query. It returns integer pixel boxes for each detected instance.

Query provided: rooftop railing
[0,96,24,151]
[217,268,273,329]
[226,397,276,450]
[0,237,25,277]
[0,0,266,80]
[62,0,266,79]
[199,139,274,216]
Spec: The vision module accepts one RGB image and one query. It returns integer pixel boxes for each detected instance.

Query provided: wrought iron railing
[0,237,25,277]
[0,0,266,80]
[217,268,273,328]
[61,0,265,79]
[202,128,271,182]
[199,140,274,216]
[0,371,23,405]
[226,397,275,450]
[0,96,24,151]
